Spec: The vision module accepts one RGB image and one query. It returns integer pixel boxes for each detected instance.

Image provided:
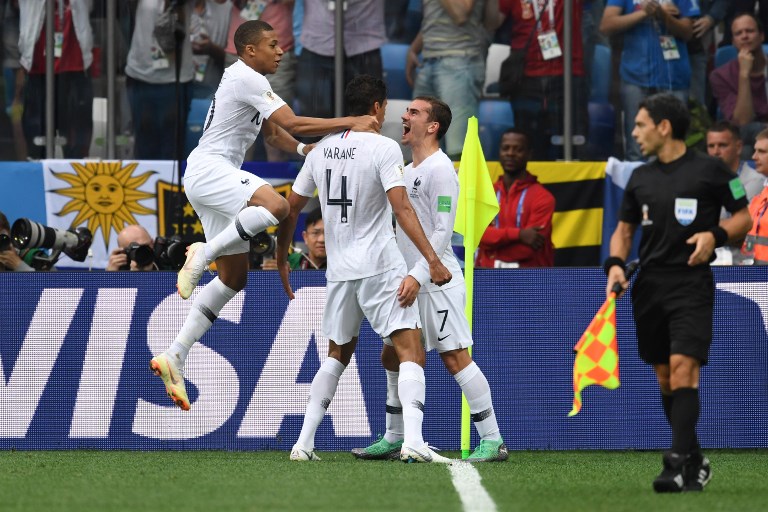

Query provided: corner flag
[454,117,499,457]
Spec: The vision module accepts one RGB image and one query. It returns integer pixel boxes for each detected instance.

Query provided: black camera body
[154,235,187,270]
[0,233,11,252]
[124,242,155,269]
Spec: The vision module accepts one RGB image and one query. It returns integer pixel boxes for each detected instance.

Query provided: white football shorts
[323,264,421,345]
[384,285,473,353]
[183,160,268,256]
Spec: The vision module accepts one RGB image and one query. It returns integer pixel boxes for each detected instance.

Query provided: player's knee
[270,195,290,222]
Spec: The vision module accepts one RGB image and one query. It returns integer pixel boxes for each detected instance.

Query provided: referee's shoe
[684,453,712,492]
[653,452,686,492]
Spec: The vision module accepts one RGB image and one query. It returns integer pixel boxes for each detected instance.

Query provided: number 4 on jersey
[325,168,353,223]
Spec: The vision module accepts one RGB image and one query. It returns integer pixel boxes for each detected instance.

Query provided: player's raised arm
[387,186,451,286]
[269,104,379,137]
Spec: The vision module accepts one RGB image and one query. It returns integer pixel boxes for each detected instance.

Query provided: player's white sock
[205,206,278,261]
[454,361,501,441]
[167,277,238,369]
[296,357,346,450]
[383,369,403,443]
[398,361,426,449]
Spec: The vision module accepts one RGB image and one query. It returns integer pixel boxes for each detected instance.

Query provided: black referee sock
[661,392,674,426]
[670,387,700,455]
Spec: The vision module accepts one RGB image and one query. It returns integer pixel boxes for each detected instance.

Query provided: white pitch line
[448,461,497,512]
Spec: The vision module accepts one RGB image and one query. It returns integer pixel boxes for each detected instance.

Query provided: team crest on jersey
[410,176,421,198]
[674,198,697,226]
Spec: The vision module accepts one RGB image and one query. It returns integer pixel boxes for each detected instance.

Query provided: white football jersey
[186,59,286,174]
[292,130,407,282]
[397,150,464,293]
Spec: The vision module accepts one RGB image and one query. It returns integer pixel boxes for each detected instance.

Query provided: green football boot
[351,437,403,460]
[467,439,509,462]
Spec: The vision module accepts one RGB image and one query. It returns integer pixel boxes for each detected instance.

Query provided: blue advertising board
[0,268,766,451]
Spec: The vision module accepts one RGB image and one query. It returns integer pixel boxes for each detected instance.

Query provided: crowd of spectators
[0,1,767,268]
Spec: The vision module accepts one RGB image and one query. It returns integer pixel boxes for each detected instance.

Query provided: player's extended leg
[440,348,508,462]
[151,254,247,410]
[351,344,403,460]
[291,338,358,461]
[390,328,451,464]
[177,185,289,299]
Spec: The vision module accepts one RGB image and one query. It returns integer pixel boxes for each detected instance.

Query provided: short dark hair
[304,207,322,230]
[500,128,532,151]
[638,93,689,141]
[234,20,274,56]
[0,210,9,232]
[707,120,741,140]
[732,11,764,34]
[414,96,452,140]
[345,75,387,116]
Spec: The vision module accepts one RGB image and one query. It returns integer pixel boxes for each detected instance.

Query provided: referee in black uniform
[605,93,752,493]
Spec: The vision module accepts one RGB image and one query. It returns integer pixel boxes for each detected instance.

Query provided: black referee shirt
[619,150,749,269]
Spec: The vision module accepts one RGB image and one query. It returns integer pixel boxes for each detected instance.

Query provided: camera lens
[251,231,276,255]
[126,242,155,267]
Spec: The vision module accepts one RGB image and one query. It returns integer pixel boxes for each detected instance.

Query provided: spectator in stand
[743,128,768,265]
[687,1,728,108]
[722,1,768,46]
[296,0,386,119]
[406,0,501,161]
[500,0,588,161]
[18,0,94,159]
[125,0,194,160]
[600,0,699,161]
[476,129,555,268]
[2,0,26,161]
[706,121,764,264]
[583,0,608,100]
[710,12,768,160]
[189,0,232,100]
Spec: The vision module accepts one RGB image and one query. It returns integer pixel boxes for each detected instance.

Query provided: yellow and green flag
[569,293,620,416]
[454,117,499,457]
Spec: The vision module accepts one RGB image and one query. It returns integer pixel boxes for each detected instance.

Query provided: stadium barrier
[1,267,766,451]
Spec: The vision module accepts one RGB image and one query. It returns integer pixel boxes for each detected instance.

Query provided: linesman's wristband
[296,142,306,156]
[603,256,626,276]
[708,226,728,248]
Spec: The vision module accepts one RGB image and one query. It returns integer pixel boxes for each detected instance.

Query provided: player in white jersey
[275,75,453,463]
[149,20,379,411]
[352,97,508,462]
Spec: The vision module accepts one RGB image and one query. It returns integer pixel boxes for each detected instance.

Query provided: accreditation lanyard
[496,188,528,228]
[532,0,555,32]
[756,198,768,237]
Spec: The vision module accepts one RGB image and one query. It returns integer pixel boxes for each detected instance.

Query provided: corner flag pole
[454,117,499,458]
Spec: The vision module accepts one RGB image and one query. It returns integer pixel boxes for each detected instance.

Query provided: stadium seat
[477,99,514,160]
[585,101,616,160]
[483,43,511,97]
[590,45,611,103]
[185,98,212,157]
[381,43,412,100]
[714,46,737,68]
[381,98,412,162]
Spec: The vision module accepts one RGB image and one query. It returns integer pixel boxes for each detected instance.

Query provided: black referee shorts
[631,267,714,365]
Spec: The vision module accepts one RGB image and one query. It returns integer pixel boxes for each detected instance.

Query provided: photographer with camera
[261,207,327,270]
[0,211,35,272]
[106,225,157,271]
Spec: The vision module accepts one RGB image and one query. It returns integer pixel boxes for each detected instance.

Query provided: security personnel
[604,93,752,493]
[744,129,768,265]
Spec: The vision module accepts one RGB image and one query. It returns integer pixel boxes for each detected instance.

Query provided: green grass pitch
[1,450,766,511]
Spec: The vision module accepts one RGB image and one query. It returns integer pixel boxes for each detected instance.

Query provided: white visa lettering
[238,286,371,438]
[717,281,768,334]
[132,287,243,440]
[0,288,83,438]
[70,288,137,438]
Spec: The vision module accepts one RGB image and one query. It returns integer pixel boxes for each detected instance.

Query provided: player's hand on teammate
[277,259,295,300]
[397,276,421,307]
[428,260,452,286]
[350,115,380,134]
[686,231,716,267]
